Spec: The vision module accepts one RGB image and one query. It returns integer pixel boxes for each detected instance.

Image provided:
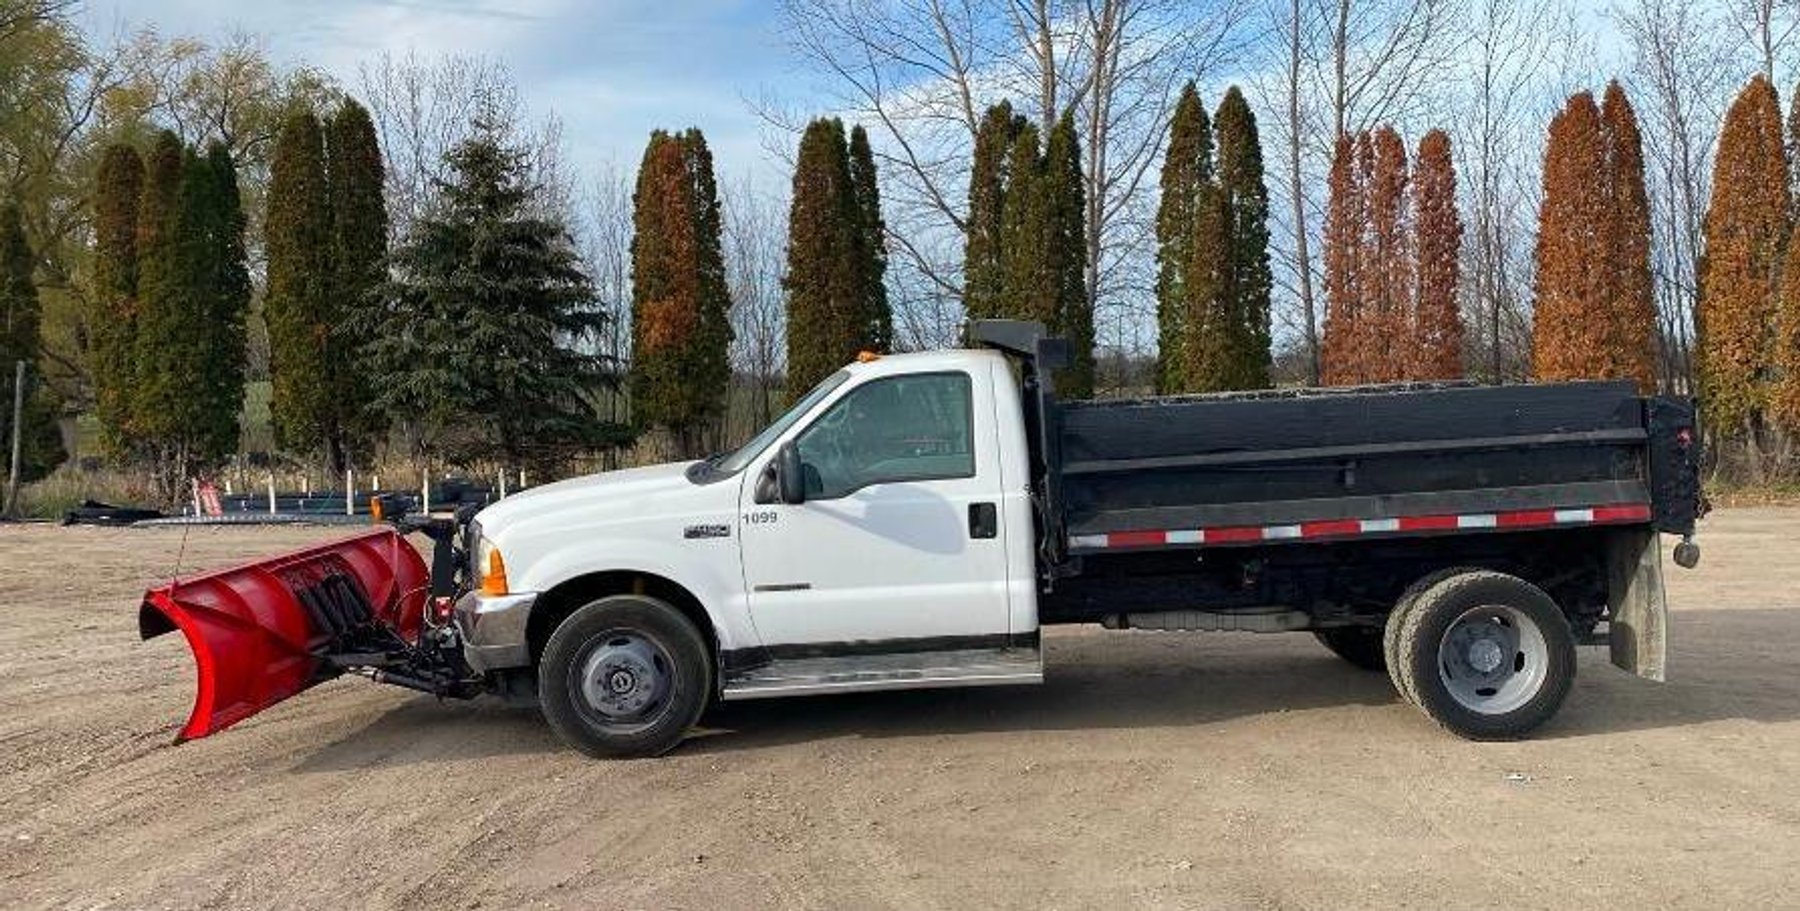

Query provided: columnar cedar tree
[783,118,866,399]
[631,128,732,453]
[847,124,892,352]
[1214,86,1273,390]
[1533,93,1611,386]
[1598,82,1657,393]
[965,102,1025,321]
[1322,135,1364,385]
[325,97,390,471]
[0,201,63,480]
[264,111,336,460]
[90,143,143,457]
[1698,76,1789,434]
[1154,82,1213,393]
[1364,126,1410,383]
[1410,129,1463,380]
[1044,111,1093,396]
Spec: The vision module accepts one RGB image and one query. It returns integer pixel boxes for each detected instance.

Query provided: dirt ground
[2,510,1798,910]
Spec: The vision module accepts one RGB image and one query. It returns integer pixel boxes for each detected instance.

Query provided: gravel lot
[2,509,1798,909]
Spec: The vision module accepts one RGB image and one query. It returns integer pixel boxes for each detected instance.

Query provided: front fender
[508,532,760,660]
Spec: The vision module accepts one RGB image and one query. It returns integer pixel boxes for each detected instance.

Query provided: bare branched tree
[721,173,787,436]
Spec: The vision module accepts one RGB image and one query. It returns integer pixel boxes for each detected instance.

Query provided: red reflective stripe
[1301,518,1363,538]
[1107,530,1166,548]
[1206,526,1264,544]
[1397,514,1461,532]
[1497,509,1558,528]
[1592,503,1652,523]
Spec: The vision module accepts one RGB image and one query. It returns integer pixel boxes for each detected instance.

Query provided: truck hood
[470,460,703,541]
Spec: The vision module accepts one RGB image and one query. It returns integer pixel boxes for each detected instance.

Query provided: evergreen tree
[783,118,865,398]
[0,202,62,482]
[1181,181,1234,393]
[630,129,732,454]
[90,144,143,457]
[1698,76,1789,440]
[264,111,336,462]
[1044,112,1093,396]
[133,142,250,485]
[1214,87,1272,389]
[1599,82,1657,393]
[1533,92,1611,387]
[1410,129,1463,381]
[129,130,185,478]
[1365,126,1410,383]
[374,122,616,467]
[1154,82,1213,393]
[847,124,892,352]
[965,102,1024,320]
[998,121,1053,329]
[326,97,389,470]
[1322,134,1367,385]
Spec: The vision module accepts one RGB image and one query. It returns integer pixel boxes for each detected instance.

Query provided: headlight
[474,533,509,596]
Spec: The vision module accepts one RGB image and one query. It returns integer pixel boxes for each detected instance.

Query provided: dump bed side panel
[1058,381,1652,542]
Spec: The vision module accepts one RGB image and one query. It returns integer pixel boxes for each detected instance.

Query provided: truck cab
[457,348,1047,754]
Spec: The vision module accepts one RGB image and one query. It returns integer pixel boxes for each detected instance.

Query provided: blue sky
[77,0,810,185]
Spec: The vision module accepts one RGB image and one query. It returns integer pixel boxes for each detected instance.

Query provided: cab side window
[794,372,974,499]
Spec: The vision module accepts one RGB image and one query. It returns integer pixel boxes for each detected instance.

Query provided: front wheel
[1392,571,1576,740]
[538,595,711,758]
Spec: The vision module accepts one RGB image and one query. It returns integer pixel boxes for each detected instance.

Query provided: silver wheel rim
[1437,604,1548,715]
[574,630,674,731]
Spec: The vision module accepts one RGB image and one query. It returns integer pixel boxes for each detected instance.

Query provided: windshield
[715,370,851,473]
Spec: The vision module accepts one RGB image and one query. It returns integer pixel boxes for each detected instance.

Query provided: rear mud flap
[1607,526,1668,681]
[139,528,430,741]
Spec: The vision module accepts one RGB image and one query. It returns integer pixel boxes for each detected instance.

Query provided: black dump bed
[1051,381,1699,547]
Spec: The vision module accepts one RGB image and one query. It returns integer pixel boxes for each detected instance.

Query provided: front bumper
[453,590,538,673]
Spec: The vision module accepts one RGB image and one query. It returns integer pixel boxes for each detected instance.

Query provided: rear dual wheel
[1384,571,1576,740]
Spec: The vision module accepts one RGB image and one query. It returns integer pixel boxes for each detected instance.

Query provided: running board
[720,647,1043,701]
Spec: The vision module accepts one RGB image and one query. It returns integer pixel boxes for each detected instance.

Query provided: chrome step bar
[720,647,1043,701]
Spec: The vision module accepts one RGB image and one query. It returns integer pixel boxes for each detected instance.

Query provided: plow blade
[139,528,430,742]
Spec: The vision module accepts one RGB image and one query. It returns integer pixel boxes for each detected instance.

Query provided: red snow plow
[139,522,479,742]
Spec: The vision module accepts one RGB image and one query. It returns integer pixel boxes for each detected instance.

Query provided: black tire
[538,595,711,758]
[1393,571,1576,740]
[1384,566,1477,706]
[1313,627,1386,671]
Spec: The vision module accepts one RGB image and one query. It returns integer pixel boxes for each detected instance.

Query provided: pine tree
[847,124,892,352]
[965,102,1024,320]
[0,201,63,482]
[1410,129,1463,380]
[1533,92,1611,386]
[1698,76,1789,438]
[374,122,615,467]
[1154,82,1213,393]
[1322,135,1364,385]
[783,118,865,398]
[1600,81,1657,393]
[90,144,143,457]
[1214,87,1272,390]
[1044,112,1093,396]
[326,97,389,470]
[631,128,732,453]
[264,111,336,463]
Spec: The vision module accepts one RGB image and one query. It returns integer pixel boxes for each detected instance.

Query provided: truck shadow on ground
[297,609,1800,768]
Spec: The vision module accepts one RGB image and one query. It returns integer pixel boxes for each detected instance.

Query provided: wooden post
[4,360,23,516]
[345,469,354,515]
[422,468,431,513]
[499,468,508,499]
[267,474,276,513]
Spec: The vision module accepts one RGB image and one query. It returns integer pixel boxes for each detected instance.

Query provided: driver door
[737,369,1015,652]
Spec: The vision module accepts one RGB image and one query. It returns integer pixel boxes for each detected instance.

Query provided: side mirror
[776,441,806,504]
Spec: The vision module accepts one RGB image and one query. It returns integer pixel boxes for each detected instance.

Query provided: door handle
[969,502,997,539]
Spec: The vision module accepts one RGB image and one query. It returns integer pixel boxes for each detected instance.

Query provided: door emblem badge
[683,523,732,540]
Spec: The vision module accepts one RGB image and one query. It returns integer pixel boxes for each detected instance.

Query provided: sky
[76,0,814,186]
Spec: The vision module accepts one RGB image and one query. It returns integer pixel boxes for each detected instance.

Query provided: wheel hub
[1467,636,1505,674]
[579,634,669,720]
